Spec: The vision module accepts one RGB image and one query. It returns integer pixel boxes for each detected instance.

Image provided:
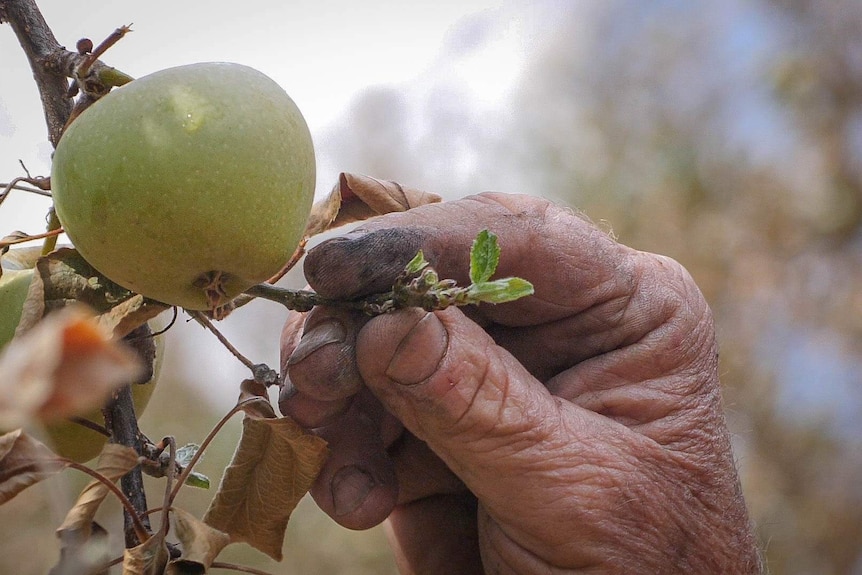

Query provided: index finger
[305,193,633,325]
[304,193,640,379]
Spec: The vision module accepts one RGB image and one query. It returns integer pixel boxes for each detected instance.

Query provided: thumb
[356,305,570,510]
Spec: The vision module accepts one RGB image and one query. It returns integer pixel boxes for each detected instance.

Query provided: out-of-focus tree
[328,1,862,573]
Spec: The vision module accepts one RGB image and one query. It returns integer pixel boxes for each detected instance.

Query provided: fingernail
[289,319,346,365]
[331,465,376,517]
[385,312,448,386]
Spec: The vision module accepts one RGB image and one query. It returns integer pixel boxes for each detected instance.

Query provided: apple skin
[43,328,164,463]
[0,251,163,462]
[0,269,33,345]
[51,62,316,310]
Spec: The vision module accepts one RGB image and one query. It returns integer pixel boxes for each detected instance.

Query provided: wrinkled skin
[280,193,760,574]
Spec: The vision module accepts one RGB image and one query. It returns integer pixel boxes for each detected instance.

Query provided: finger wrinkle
[443,346,555,466]
[622,253,718,380]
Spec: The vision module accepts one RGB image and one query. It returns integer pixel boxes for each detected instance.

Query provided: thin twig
[67,415,109,437]
[158,436,176,538]
[168,399,256,504]
[77,24,132,76]
[265,236,307,285]
[188,310,256,371]
[243,283,327,313]
[64,458,150,544]
[0,227,63,249]
[1,0,73,146]
[210,562,276,575]
[127,306,177,340]
[0,176,52,208]
[187,310,278,384]
[245,282,394,315]
[0,180,52,197]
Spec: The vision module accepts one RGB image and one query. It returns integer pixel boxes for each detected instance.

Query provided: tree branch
[2,0,133,147]
[102,323,157,548]
[0,0,73,146]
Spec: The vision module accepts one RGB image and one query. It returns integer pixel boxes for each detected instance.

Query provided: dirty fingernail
[385,312,448,386]
[331,465,376,517]
[289,319,346,365]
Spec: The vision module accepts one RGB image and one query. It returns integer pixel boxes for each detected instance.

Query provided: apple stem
[242,283,323,312]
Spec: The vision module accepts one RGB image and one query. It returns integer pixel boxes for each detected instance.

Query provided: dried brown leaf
[304,172,442,236]
[0,306,144,428]
[303,184,342,238]
[16,247,149,336]
[50,522,111,575]
[122,531,169,575]
[0,245,44,270]
[202,416,328,560]
[56,443,141,539]
[97,294,170,339]
[0,429,68,504]
[236,378,276,419]
[167,507,230,573]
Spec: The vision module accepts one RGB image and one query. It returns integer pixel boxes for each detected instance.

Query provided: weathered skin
[280,193,761,574]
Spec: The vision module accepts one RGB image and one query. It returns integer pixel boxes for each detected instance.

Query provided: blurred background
[2,0,862,573]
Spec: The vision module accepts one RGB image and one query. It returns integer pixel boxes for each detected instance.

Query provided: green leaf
[467,278,534,304]
[404,250,429,275]
[175,443,210,488]
[470,229,500,284]
[185,472,211,489]
[175,443,200,467]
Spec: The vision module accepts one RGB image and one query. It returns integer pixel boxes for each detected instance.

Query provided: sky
[0,0,540,231]
[0,0,551,409]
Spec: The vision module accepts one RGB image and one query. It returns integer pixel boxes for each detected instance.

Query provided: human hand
[279,193,760,574]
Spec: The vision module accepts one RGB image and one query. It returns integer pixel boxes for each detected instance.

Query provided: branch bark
[2,0,133,147]
[0,0,73,146]
[103,324,157,548]
[4,0,158,555]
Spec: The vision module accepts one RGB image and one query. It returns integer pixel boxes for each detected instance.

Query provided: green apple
[44,326,164,464]
[51,62,316,310]
[0,268,33,345]
[0,249,163,462]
